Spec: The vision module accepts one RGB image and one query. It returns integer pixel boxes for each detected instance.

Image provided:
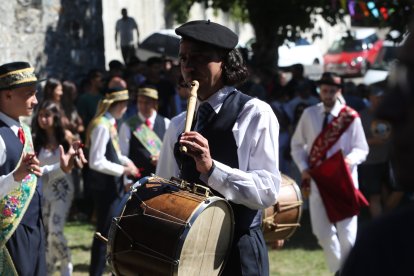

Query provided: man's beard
[322,99,335,109]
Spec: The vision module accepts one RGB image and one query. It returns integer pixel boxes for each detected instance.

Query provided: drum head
[178,198,233,276]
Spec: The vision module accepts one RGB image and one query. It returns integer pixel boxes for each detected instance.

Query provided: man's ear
[0,90,12,100]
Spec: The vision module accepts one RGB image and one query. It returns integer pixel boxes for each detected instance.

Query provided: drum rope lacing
[111,217,180,265]
[263,201,302,231]
[110,175,217,266]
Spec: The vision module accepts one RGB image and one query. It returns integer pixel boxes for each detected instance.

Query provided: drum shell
[262,174,303,241]
[108,180,234,276]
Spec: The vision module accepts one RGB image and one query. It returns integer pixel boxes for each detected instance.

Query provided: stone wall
[0,0,105,81]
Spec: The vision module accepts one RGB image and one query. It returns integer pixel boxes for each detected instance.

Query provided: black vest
[127,115,166,177]
[88,118,123,195]
[175,91,262,233]
[0,120,42,228]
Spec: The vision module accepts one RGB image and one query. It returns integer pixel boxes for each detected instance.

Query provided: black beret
[175,20,238,50]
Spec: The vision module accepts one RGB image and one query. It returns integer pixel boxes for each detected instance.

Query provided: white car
[244,38,323,67]
[277,38,324,67]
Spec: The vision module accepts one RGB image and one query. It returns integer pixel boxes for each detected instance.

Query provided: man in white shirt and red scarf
[156,20,281,276]
[291,72,369,274]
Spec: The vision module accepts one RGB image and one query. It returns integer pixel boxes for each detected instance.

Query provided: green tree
[166,0,413,71]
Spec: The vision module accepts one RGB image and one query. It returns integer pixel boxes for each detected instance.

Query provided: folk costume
[291,100,369,272]
[156,21,281,275]
[0,62,64,275]
[86,87,133,276]
[119,87,170,178]
[157,86,281,275]
[39,147,74,275]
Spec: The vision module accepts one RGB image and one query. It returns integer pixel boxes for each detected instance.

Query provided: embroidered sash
[128,117,162,157]
[0,123,37,275]
[308,106,358,168]
[88,116,121,155]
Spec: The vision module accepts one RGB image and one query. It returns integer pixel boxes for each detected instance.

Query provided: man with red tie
[291,72,369,274]
[0,61,86,275]
[119,86,170,178]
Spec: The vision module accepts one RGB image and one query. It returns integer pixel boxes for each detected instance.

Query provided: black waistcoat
[175,91,262,233]
[88,120,123,195]
[0,120,41,228]
[127,115,166,177]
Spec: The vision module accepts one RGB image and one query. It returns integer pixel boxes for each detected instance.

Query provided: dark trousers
[89,189,122,276]
[221,227,269,276]
[121,45,136,64]
[6,221,46,276]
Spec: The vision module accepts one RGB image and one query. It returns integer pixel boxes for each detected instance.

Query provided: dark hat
[175,20,238,50]
[108,59,124,70]
[0,61,42,91]
[317,72,342,88]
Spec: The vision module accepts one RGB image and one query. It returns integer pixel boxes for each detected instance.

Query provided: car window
[327,38,363,53]
[363,34,378,48]
[371,45,399,70]
[295,38,310,46]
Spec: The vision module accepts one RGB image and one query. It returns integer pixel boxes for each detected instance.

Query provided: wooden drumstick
[180,80,199,153]
[95,232,108,244]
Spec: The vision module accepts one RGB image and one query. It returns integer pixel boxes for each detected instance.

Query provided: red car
[323,30,383,76]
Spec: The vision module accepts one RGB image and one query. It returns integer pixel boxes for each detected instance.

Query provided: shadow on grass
[70,244,92,251]
[283,209,320,250]
[283,206,373,251]
[73,263,90,272]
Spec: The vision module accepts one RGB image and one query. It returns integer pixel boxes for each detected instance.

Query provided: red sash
[309,106,358,168]
[308,106,368,223]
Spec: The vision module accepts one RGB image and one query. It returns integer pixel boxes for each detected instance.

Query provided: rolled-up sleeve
[206,100,281,210]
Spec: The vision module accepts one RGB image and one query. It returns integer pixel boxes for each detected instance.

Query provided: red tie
[18,127,25,145]
[145,118,152,129]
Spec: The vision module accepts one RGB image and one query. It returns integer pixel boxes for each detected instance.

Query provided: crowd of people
[1,17,413,276]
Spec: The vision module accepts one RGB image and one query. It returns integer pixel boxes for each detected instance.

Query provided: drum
[107,176,234,276]
[262,174,303,241]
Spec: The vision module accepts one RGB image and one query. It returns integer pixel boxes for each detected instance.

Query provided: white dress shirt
[290,101,369,186]
[156,86,281,210]
[119,111,170,156]
[88,112,132,177]
[0,112,64,198]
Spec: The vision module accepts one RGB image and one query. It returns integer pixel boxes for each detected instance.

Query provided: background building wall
[0,0,57,72]
[0,0,105,80]
[102,0,166,67]
[102,0,254,67]
[0,0,349,78]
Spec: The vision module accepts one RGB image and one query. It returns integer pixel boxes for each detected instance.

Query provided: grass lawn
[63,210,331,276]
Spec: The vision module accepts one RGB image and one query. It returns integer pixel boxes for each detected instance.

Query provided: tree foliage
[167,0,414,71]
